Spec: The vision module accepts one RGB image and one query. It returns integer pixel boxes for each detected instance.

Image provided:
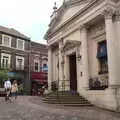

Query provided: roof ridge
[0,25,30,40]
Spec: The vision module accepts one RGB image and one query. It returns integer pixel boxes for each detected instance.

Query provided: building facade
[44,0,120,111]
[0,26,31,92]
[30,41,48,95]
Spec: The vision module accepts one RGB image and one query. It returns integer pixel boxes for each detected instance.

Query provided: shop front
[31,72,48,96]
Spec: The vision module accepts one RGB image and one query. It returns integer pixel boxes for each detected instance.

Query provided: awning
[97,41,107,58]
[31,72,48,84]
[31,72,47,79]
[32,79,47,84]
[7,72,24,79]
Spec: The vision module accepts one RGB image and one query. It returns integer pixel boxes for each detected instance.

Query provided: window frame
[98,57,108,74]
[1,53,11,68]
[34,59,40,72]
[17,39,25,50]
[2,34,11,47]
[97,40,108,74]
[16,56,24,70]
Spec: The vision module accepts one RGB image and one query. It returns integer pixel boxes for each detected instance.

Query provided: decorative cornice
[63,40,81,52]
[45,0,98,40]
[111,0,119,3]
[103,7,114,20]
[114,10,120,21]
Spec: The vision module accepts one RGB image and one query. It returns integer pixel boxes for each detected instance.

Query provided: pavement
[0,96,120,120]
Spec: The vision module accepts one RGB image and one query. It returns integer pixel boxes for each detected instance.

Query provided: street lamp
[76,54,82,61]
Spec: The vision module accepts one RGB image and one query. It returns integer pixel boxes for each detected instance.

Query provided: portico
[45,0,120,112]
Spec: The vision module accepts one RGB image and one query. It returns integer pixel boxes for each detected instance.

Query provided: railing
[89,74,108,90]
[51,80,70,92]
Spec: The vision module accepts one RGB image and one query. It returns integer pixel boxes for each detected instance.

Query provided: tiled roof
[0,26,30,40]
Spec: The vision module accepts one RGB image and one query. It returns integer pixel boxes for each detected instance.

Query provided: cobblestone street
[0,96,120,120]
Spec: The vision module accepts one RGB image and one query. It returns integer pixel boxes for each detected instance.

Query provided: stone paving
[0,96,120,120]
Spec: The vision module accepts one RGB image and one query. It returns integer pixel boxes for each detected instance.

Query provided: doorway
[69,53,77,91]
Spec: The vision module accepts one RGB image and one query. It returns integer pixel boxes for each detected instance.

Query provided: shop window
[43,64,48,72]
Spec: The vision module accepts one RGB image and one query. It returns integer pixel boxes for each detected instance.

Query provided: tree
[0,68,11,87]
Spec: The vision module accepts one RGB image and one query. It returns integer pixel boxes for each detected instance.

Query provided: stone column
[80,26,89,89]
[48,46,52,91]
[104,8,120,86]
[64,55,70,91]
[76,43,81,91]
[115,10,120,62]
[59,40,64,91]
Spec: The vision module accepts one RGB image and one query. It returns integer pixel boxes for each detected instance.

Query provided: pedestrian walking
[4,79,12,101]
[11,80,18,100]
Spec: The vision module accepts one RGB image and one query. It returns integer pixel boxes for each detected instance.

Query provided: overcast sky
[0,0,63,44]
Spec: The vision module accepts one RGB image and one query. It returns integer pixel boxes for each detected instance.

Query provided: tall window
[17,59,22,70]
[97,41,108,74]
[17,39,24,50]
[1,53,11,68]
[16,56,24,70]
[2,35,11,47]
[35,62,39,72]
[2,56,8,68]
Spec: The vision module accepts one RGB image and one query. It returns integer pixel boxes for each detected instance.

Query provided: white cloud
[0,0,63,44]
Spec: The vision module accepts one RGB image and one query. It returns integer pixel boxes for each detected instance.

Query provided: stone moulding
[45,0,103,40]
[63,40,81,52]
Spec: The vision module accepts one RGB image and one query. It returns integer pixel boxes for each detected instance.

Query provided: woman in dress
[11,80,18,100]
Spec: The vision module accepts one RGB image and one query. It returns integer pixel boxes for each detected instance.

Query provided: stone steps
[43,91,92,107]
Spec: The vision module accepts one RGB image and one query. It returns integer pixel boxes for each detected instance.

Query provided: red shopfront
[31,72,48,95]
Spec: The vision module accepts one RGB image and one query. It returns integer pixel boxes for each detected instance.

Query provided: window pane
[17,59,22,69]
[35,62,38,71]
[4,36,10,46]
[18,40,24,50]
[99,58,108,73]
[2,56,9,68]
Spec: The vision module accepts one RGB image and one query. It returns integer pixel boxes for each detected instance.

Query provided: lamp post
[76,54,82,61]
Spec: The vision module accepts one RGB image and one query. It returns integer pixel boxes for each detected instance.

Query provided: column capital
[114,10,120,22]
[48,45,52,50]
[59,38,64,44]
[80,24,88,31]
[103,7,114,20]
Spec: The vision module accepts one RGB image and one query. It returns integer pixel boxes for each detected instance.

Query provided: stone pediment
[49,0,91,32]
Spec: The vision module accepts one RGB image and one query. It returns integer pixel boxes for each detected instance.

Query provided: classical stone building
[44,0,120,111]
[0,26,31,91]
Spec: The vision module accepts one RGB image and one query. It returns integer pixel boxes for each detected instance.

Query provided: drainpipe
[28,40,31,95]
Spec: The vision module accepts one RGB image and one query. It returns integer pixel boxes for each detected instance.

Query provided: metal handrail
[89,74,108,90]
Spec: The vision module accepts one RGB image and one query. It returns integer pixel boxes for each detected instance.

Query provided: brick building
[30,41,48,95]
[0,26,31,92]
